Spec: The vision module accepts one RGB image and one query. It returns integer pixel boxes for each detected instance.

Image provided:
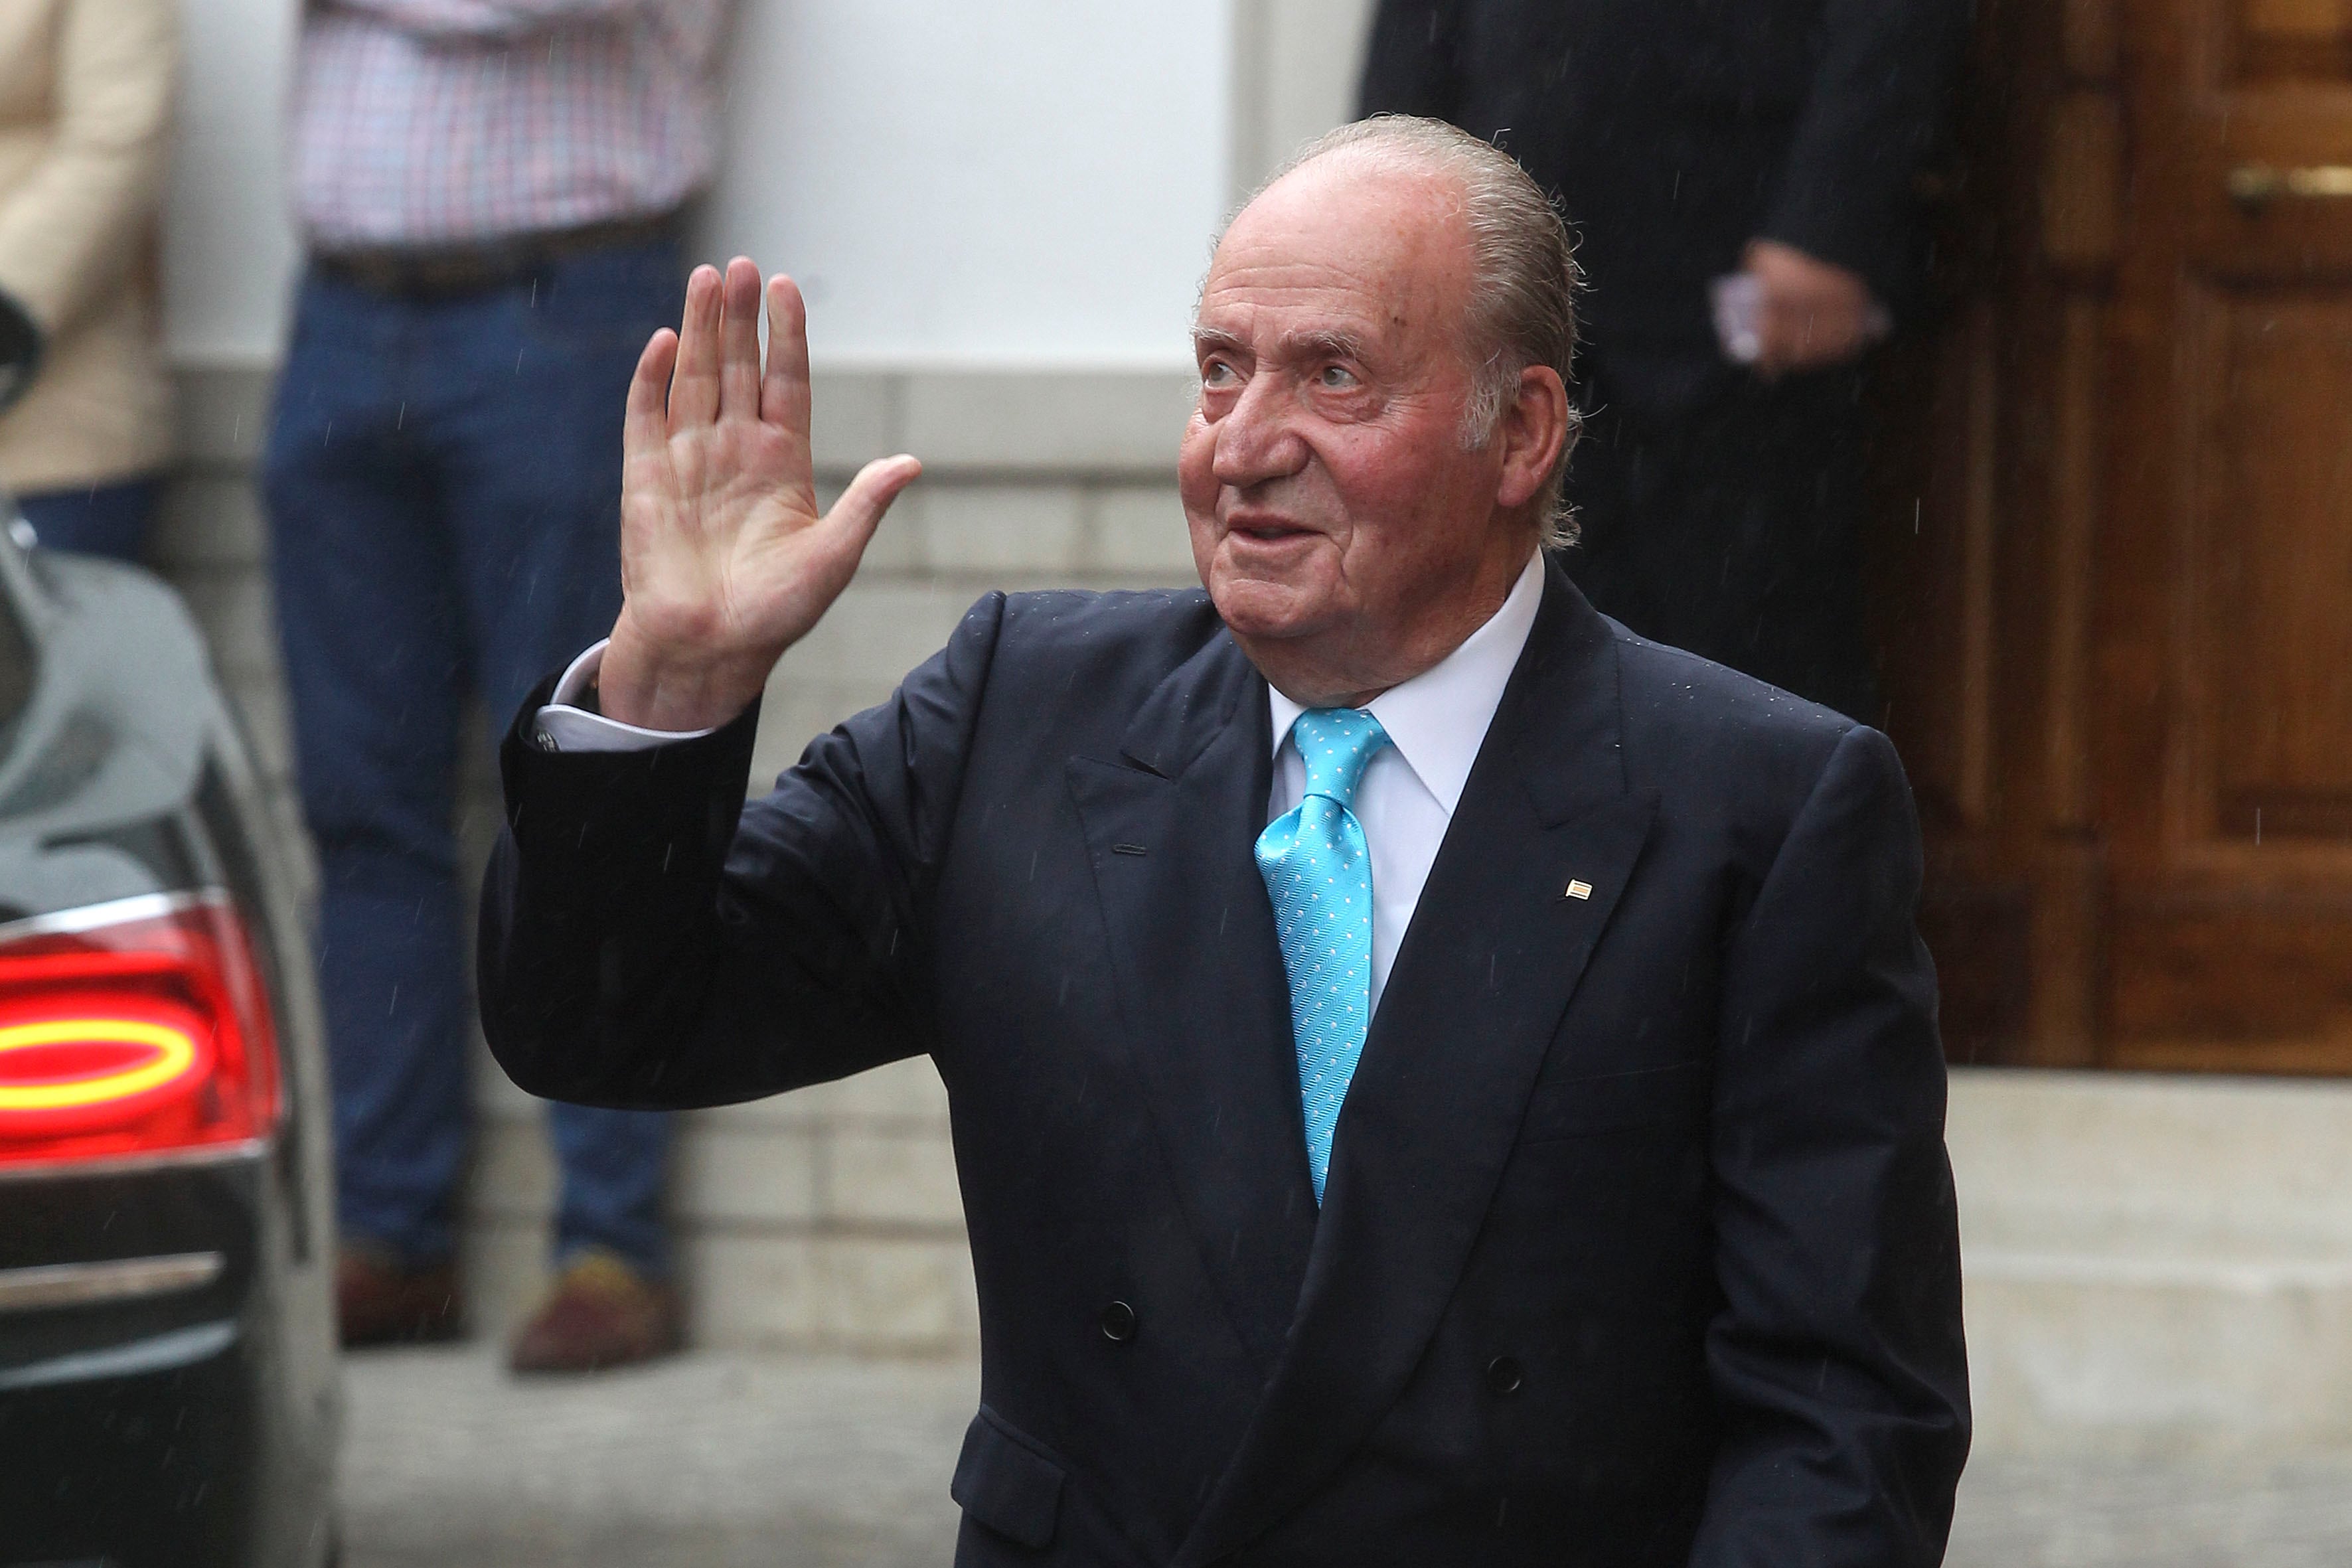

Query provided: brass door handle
[2228,164,2352,212]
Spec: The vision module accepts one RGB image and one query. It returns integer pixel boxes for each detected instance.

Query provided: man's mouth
[1229,515,1314,544]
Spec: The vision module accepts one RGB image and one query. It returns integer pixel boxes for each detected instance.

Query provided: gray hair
[1229,116,1584,548]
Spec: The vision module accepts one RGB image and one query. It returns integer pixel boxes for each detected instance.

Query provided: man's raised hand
[599,258,921,731]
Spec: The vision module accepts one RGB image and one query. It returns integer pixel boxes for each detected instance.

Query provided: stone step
[1950,1069,2352,1454]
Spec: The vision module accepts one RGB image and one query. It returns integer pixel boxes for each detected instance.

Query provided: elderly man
[482,119,1968,1565]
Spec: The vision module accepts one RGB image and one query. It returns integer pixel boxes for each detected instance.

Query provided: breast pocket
[1518,1059,1708,1142]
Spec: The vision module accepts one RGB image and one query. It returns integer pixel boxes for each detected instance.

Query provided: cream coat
[0,0,175,495]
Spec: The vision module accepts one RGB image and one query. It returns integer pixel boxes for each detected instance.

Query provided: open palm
[601,258,920,731]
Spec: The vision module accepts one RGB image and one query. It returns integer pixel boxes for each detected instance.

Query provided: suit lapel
[1176,563,1658,1566]
[1066,629,1320,1372]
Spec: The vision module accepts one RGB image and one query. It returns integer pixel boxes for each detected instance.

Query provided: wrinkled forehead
[1197,153,1475,354]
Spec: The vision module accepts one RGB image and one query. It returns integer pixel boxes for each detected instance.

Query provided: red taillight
[0,894,280,1170]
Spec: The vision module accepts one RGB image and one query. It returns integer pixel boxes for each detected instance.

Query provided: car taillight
[0,893,280,1170]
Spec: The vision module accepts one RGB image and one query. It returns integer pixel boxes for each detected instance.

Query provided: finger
[718,257,763,421]
[668,264,724,433]
[821,453,923,550]
[761,274,813,435]
[625,327,678,461]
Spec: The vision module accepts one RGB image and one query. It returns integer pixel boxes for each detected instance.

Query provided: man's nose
[1212,372,1308,489]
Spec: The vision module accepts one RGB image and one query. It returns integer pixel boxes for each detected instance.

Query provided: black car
[0,521,339,1567]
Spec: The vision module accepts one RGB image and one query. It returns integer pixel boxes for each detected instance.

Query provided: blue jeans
[19,478,161,561]
[264,242,682,1277]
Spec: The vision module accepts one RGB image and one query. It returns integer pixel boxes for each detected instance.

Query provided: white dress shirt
[535,641,716,752]
[536,550,1548,1012]
[1266,551,1543,1010]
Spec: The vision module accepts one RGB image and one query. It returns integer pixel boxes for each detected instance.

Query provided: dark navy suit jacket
[480,562,1969,1566]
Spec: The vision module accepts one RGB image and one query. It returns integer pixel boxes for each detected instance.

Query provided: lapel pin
[1564,880,1593,901]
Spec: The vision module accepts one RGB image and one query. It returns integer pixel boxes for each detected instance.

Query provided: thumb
[821,453,923,550]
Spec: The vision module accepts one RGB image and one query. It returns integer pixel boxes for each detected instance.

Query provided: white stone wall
[162,2,1247,366]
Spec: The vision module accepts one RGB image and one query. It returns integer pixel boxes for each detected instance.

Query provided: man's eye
[1318,364,1358,389]
[1202,360,1237,387]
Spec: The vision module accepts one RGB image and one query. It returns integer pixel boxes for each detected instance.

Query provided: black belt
[314,212,681,300]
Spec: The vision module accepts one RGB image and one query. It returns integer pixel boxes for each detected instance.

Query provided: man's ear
[1492,364,1570,511]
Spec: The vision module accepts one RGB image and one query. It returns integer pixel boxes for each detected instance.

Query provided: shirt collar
[1267,550,1545,816]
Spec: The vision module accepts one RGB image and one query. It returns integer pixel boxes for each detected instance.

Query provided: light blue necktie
[1255,707,1391,1204]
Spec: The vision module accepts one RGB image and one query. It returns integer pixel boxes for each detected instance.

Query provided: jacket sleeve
[1358,0,1465,120]
[477,593,1008,1111]
[0,0,175,343]
[1690,724,1971,1568]
[1757,0,1970,317]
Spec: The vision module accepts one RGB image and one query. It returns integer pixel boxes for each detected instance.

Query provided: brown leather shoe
[336,1243,463,1347]
[507,1249,680,1374]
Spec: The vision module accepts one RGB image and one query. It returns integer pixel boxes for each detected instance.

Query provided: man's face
[1180,153,1528,702]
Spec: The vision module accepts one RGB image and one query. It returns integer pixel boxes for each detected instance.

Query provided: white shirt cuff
[530,640,722,753]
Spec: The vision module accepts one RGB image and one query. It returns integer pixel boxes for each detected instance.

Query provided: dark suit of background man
[1364,0,1969,722]
[481,118,1967,1565]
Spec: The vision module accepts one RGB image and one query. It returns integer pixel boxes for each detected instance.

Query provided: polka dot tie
[1255,707,1391,1204]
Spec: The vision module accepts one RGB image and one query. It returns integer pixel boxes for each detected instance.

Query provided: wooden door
[1871,0,2352,1071]
[2100,0,2352,1069]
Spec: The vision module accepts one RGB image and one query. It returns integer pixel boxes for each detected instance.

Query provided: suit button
[1099,1300,1138,1343]
[1485,1356,1524,1395]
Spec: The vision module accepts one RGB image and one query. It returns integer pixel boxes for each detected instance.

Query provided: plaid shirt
[291,0,728,252]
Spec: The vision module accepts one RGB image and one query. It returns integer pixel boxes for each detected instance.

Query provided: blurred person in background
[0,0,176,560]
[264,0,730,1373]
[1362,0,1967,722]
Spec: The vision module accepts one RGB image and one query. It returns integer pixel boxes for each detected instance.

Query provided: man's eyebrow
[1190,326,1375,362]
[1282,328,1372,363]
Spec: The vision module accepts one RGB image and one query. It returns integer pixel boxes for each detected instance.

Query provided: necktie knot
[1290,707,1389,809]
